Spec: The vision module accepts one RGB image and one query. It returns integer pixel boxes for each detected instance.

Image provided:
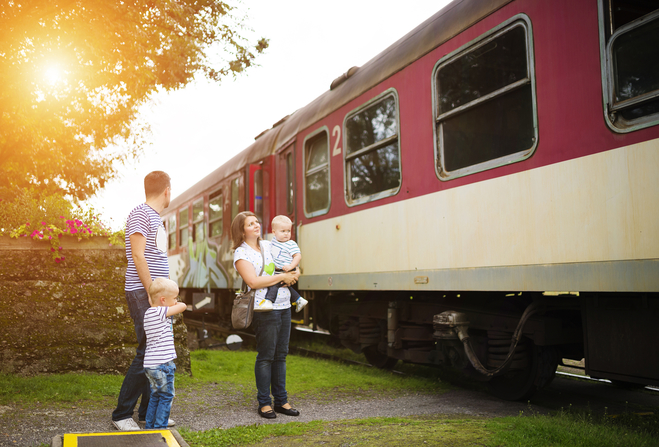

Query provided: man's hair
[272,215,292,230]
[149,277,179,304]
[144,171,171,199]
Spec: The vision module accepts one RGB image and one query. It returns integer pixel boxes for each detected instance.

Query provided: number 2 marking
[332,125,342,156]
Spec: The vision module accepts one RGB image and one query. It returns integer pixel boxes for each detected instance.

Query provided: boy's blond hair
[271,215,292,230]
[149,278,179,305]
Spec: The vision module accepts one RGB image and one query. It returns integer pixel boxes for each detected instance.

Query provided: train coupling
[433,311,470,342]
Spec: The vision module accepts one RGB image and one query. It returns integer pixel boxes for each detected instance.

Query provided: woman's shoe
[258,407,276,419]
[274,405,300,416]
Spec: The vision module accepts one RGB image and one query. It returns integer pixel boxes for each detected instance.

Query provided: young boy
[262,215,308,312]
[143,278,186,430]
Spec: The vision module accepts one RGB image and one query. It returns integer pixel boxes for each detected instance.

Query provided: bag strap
[240,241,266,293]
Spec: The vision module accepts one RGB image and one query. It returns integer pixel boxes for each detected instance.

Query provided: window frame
[599,3,659,133]
[192,198,205,243]
[286,152,295,215]
[167,214,176,250]
[178,206,189,248]
[431,14,538,181]
[342,88,402,207]
[208,188,224,239]
[302,126,331,218]
[230,176,241,222]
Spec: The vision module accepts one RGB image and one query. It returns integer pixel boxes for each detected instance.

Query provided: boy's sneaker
[294,297,308,313]
[139,418,176,427]
[112,418,140,431]
[254,298,273,312]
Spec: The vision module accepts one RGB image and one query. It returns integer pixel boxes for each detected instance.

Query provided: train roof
[169,0,511,212]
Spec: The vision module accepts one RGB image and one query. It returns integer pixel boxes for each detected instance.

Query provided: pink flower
[41,222,46,225]
[59,216,65,219]
[48,236,52,240]
[55,258,61,263]
[58,246,63,251]
[26,222,30,226]
[50,247,55,252]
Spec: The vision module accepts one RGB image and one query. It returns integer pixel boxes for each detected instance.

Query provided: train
[165,0,659,400]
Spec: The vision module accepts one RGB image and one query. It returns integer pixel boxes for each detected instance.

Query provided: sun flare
[45,66,62,85]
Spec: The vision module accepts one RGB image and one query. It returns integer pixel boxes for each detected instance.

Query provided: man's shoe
[274,405,300,416]
[139,418,175,427]
[258,407,277,419]
[254,298,273,312]
[294,297,308,313]
[112,418,141,431]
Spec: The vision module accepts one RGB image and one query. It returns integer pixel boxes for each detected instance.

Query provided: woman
[231,211,301,419]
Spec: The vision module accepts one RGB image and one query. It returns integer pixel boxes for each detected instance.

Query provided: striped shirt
[143,306,177,368]
[270,238,301,270]
[125,203,169,291]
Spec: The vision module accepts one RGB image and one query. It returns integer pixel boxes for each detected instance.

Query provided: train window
[192,199,204,242]
[209,191,223,238]
[231,177,240,221]
[178,207,188,247]
[599,1,659,132]
[167,214,176,249]
[432,15,537,180]
[344,89,401,205]
[303,127,330,217]
[286,152,294,215]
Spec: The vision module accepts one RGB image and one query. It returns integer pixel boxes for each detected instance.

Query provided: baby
[263,215,308,312]
[143,278,186,430]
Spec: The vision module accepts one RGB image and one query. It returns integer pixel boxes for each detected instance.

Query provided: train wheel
[487,343,558,401]
[363,345,398,370]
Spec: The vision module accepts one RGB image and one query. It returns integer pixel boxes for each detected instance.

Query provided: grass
[0,371,122,407]
[486,406,659,447]
[179,411,659,446]
[0,348,450,407]
[179,416,493,447]
[187,349,449,398]
[1,346,657,446]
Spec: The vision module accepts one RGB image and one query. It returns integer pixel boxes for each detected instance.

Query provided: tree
[0,0,268,200]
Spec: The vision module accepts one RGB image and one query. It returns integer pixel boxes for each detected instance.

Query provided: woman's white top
[233,240,291,310]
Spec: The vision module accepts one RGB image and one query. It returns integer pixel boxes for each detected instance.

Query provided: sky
[86,0,452,230]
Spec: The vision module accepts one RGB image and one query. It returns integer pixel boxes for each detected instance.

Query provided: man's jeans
[112,289,151,422]
[253,308,291,408]
[144,360,176,429]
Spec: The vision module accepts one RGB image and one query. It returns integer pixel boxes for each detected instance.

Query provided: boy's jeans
[144,360,176,429]
[264,271,302,303]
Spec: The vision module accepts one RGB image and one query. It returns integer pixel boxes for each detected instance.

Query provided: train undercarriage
[310,291,659,401]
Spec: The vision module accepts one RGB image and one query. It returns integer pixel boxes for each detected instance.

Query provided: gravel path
[0,387,539,447]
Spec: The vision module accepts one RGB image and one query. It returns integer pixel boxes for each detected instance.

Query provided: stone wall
[0,237,190,376]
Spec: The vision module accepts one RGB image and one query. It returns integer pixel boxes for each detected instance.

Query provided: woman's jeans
[253,307,291,408]
[144,361,177,429]
[112,289,151,422]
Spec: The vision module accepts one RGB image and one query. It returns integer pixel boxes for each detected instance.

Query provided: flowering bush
[1,189,124,262]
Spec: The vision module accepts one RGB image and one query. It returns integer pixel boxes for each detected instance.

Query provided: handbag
[231,243,265,329]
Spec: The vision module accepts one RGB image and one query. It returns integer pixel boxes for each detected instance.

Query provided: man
[112,171,175,431]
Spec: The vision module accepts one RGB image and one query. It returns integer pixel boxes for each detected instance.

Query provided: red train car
[166,0,659,400]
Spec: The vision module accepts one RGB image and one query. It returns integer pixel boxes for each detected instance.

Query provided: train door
[275,143,297,238]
